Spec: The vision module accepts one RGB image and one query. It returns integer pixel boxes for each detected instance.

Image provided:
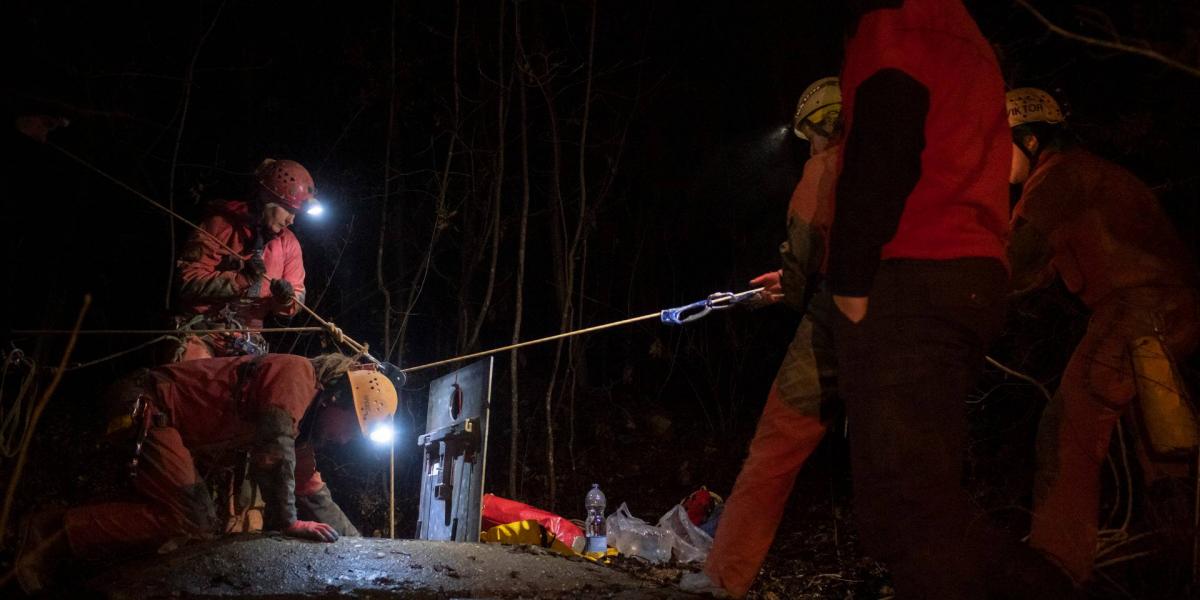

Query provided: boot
[679,570,731,598]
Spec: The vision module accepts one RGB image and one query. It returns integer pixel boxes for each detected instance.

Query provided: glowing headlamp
[305,200,325,217]
[368,423,395,444]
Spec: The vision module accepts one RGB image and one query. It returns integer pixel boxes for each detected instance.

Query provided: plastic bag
[657,504,712,563]
[605,503,674,563]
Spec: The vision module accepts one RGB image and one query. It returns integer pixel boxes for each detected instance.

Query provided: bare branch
[165,1,227,309]
[1014,0,1200,78]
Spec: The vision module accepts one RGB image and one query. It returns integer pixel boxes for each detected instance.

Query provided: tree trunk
[510,0,531,499]
[377,0,398,360]
[465,0,507,353]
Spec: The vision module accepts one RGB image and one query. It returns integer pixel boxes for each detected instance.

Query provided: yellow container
[1130,336,1198,456]
[480,520,581,556]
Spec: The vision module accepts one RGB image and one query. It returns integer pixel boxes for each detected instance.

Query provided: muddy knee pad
[177,481,218,534]
[249,408,298,531]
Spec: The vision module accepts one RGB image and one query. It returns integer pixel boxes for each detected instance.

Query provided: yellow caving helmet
[347,369,399,443]
[1006,87,1064,128]
[793,77,841,140]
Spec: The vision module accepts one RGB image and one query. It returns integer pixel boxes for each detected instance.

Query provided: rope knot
[324,322,346,344]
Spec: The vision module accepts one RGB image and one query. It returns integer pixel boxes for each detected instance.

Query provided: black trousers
[834,258,1074,600]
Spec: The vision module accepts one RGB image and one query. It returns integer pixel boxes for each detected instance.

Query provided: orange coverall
[63,355,354,558]
[1012,148,1200,582]
[174,200,306,360]
[704,144,840,598]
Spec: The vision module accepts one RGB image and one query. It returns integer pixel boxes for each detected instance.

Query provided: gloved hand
[283,520,339,543]
[747,270,785,307]
[242,255,267,281]
[270,279,295,304]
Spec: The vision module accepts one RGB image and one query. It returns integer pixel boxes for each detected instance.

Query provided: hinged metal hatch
[415,358,493,541]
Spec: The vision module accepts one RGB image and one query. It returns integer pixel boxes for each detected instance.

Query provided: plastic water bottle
[584,483,607,555]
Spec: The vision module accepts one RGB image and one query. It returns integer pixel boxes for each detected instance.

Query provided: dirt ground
[84,535,699,600]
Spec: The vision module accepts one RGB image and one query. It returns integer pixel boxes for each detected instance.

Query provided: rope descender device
[660,287,765,325]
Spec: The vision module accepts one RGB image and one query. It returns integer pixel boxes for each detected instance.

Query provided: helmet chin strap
[798,117,835,142]
[809,124,833,142]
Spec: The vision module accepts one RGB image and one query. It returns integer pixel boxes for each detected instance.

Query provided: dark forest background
[4,1,1200,596]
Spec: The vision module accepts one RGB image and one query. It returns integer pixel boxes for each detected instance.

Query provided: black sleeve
[830,68,929,296]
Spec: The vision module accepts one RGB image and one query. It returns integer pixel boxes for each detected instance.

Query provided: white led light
[368,424,395,444]
[306,202,325,216]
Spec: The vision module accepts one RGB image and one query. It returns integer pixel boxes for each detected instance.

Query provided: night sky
[4,0,1200,551]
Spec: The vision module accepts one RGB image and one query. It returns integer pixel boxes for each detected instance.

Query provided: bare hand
[833,295,869,323]
[284,520,339,543]
[749,270,785,306]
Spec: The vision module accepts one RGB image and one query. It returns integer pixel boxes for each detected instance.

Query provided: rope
[400,286,766,374]
[985,355,1053,404]
[0,351,39,459]
[14,327,326,336]
[401,312,662,375]
[38,138,768,379]
[47,143,243,257]
[39,141,379,365]
[65,336,176,371]
[15,287,764,376]
[0,295,90,549]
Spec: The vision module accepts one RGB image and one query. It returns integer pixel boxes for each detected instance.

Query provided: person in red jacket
[173,159,317,360]
[13,353,398,593]
[829,2,1075,598]
[1007,88,1200,584]
[682,76,843,599]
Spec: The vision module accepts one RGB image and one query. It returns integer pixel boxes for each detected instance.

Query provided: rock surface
[89,535,698,599]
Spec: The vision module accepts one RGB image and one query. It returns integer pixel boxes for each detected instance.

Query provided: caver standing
[827,2,1076,598]
[683,76,843,599]
[1007,87,1200,584]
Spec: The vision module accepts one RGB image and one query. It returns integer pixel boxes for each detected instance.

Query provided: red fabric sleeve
[276,233,306,317]
[177,214,252,302]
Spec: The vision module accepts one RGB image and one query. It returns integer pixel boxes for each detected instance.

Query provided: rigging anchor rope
[34,140,388,368]
[15,289,768,374]
[23,127,770,377]
[23,129,1055,389]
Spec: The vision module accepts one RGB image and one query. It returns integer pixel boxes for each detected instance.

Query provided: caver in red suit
[701,142,841,598]
[63,354,358,558]
[1010,146,1200,583]
[173,159,313,360]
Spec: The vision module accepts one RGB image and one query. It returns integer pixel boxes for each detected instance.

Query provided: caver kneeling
[14,353,397,594]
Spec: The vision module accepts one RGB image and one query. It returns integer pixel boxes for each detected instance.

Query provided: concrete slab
[89,535,699,599]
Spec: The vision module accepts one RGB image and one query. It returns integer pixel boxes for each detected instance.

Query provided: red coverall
[704,144,840,599]
[1012,148,1200,582]
[63,355,354,558]
[175,200,306,360]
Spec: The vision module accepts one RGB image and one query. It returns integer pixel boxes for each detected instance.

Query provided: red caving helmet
[255,158,316,212]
